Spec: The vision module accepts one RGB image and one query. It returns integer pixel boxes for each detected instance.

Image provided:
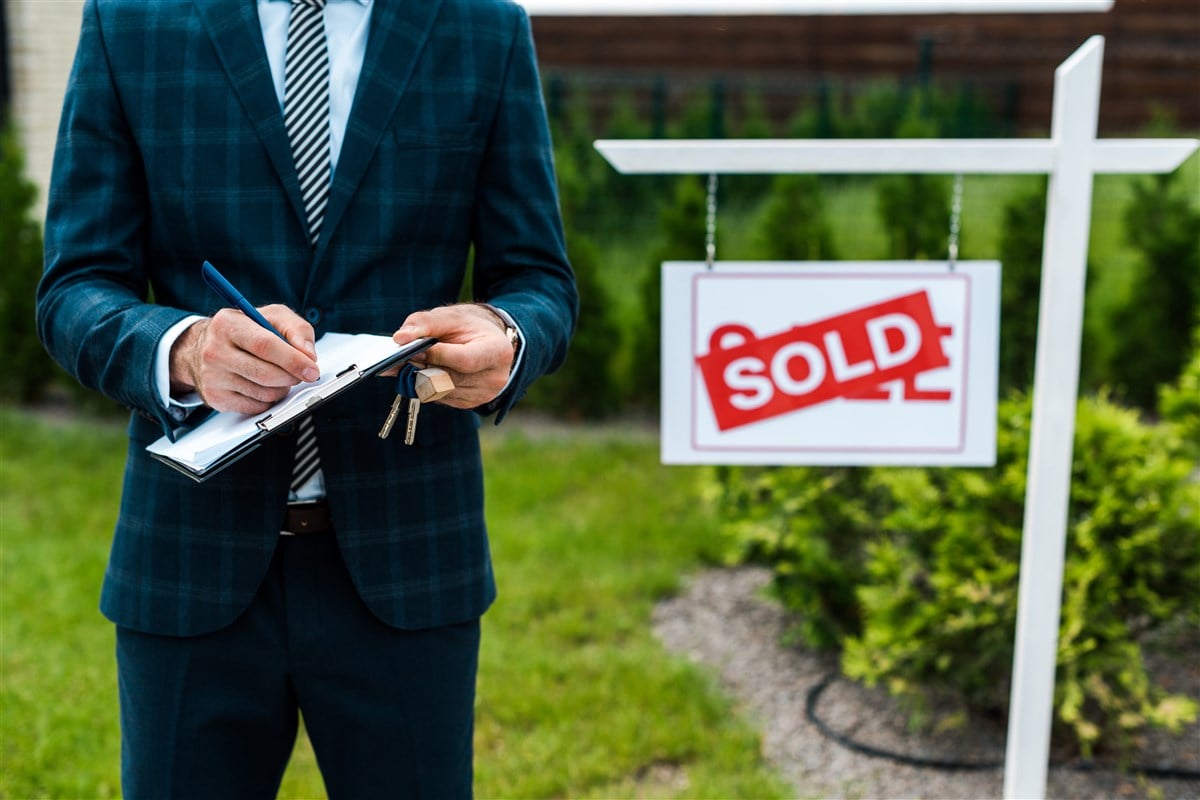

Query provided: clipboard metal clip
[256,364,363,432]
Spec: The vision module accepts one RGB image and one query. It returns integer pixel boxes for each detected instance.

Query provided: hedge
[714,391,1199,756]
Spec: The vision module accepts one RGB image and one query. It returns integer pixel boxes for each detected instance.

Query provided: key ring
[394,363,419,398]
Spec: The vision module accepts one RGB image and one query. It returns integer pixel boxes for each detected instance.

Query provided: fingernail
[304,367,320,382]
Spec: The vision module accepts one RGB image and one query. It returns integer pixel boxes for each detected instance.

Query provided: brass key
[402,397,422,445]
[378,367,453,443]
[378,394,406,440]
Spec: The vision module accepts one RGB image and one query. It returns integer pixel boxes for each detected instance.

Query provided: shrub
[715,465,882,650]
[631,176,709,411]
[715,392,1200,755]
[754,174,838,261]
[1158,325,1200,455]
[519,105,625,419]
[721,91,775,210]
[874,114,951,261]
[1105,168,1200,409]
[521,232,619,419]
[0,125,55,402]
[590,91,664,235]
[996,178,1048,394]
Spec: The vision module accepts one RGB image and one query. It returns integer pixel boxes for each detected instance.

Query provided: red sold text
[695,291,954,432]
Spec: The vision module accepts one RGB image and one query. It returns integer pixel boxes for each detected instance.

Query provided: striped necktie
[284,0,331,245]
[284,0,329,495]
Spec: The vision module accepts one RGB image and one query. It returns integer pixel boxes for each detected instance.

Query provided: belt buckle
[283,499,328,536]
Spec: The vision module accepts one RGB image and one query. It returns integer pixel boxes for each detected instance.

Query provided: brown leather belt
[282,500,335,535]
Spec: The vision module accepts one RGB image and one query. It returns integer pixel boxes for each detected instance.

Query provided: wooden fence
[530,0,1199,135]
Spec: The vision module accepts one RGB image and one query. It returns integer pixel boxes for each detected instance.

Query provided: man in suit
[36,0,577,797]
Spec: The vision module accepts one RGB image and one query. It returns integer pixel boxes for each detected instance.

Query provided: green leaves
[714,390,1200,756]
[0,125,55,402]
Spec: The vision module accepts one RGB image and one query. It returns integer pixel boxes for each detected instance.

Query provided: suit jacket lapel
[193,0,310,239]
[311,0,445,271]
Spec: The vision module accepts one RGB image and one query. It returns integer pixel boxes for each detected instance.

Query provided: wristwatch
[501,320,520,373]
[480,303,521,373]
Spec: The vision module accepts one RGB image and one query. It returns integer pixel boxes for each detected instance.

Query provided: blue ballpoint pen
[201,260,289,343]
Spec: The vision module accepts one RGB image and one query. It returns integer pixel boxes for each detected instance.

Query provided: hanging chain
[705,173,718,270]
[947,173,964,270]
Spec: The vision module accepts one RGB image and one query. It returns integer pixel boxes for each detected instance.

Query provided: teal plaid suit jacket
[37,0,577,637]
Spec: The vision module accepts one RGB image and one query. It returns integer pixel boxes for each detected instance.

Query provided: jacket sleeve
[36,0,192,436]
[469,4,578,422]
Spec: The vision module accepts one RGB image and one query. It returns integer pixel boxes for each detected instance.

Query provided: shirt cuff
[485,304,525,396]
[153,315,208,422]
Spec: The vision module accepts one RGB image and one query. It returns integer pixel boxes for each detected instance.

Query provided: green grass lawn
[0,408,791,799]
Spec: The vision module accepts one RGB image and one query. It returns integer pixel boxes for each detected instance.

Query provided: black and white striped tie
[284,0,331,245]
[284,0,329,495]
[291,417,322,493]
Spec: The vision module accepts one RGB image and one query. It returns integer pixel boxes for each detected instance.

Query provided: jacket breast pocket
[391,122,481,151]
[364,122,485,240]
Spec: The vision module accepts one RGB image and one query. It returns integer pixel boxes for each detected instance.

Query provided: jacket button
[304,307,321,324]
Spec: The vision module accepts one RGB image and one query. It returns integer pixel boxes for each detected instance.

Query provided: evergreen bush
[874,114,951,261]
[714,392,1200,755]
[520,120,622,419]
[715,465,881,649]
[0,126,55,402]
[1158,325,1200,455]
[996,178,1048,393]
[721,91,775,210]
[590,91,664,235]
[630,176,709,411]
[520,233,619,419]
[754,174,838,261]
[1105,168,1200,410]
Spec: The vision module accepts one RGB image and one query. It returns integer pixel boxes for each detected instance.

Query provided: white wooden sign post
[595,36,1197,800]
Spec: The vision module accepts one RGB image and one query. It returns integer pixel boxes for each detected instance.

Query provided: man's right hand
[169,305,320,414]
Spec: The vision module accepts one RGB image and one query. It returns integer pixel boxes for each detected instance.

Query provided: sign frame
[662,260,1001,466]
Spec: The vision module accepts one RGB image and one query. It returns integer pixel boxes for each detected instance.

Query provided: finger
[392,311,439,345]
[393,305,498,345]
[224,347,307,389]
[194,347,296,410]
[418,366,508,410]
[200,375,291,415]
[204,316,309,388]
[395,310,509,372]
[424,330,513,377]
[260,304,318,360]
[212,309,320,384]
[225,372,293,404]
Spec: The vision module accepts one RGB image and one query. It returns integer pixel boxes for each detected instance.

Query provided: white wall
[9,0,85,220]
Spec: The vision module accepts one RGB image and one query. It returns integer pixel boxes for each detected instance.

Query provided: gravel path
[652,567,1200,800]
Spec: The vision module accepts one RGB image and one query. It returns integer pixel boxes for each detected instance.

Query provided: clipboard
[147,333,436,482]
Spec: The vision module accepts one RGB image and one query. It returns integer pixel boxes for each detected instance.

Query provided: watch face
[505,326,520,372]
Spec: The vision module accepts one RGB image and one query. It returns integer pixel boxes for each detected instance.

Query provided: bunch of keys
[378,364,455,445]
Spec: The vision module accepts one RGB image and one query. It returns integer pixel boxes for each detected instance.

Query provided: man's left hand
[389,304,515,409]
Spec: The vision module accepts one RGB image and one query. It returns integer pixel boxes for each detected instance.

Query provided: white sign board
[662,261,1000,466]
